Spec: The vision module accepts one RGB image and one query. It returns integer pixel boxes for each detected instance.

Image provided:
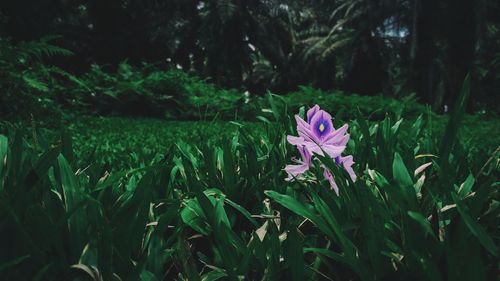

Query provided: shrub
[282,85,428,120]
[0,36,73,119]
[70,63,246,119]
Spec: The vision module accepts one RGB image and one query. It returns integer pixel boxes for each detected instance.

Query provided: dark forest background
[1,0,499,114]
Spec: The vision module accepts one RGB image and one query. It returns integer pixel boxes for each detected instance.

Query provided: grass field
[1,100,499,280]
[67,113,498,169]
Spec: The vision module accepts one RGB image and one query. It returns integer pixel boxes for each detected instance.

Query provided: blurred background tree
[0,0,499,112]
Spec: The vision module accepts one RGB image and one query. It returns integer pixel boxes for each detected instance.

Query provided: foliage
[0,33,497,120]
[1,88,498,280]
[3,0,500,109]
[1,46,444,122]
[5,98,496,171]
[0,36,74,118]
[278,86,427,120]
[64,64,428,120]
[46,62,246,120]
[65,118,262,169]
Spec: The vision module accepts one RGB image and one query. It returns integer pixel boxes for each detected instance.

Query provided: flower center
[319,123,325,132]
[335,156,340,165]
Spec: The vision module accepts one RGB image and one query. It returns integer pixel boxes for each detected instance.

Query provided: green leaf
[453,193,498,256]
[283,226,305,280]
[439,74,470,168]
[24,205,64,257]
[205,188,258,227]
[392,152,417,208]
[224,197,258,227]
[0,255,30,273]
[32,263,53,281]
[407,211,437,240]
[61,129,74,165]
[0,135,7,188]
[303,248,349,265]
[34,145,60,177]
[112,168,154,263]
[264,190,334,238]
[458,174,474,198]
[213,197,231,227]
[393,152,413,188]
[140,270,159,281]
[58,154,87,261]
[177,231,201,281]
[221,141,237,199]
[180,198,211,235]
[85,201,113,281]
[201,270,227,281]
[22,74,48,92]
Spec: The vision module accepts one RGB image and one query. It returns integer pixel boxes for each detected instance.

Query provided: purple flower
[323,168,339,194]
[336,155,357,182]
[284,104,356,194]
[284,145,311,181]
[287,105,349,157]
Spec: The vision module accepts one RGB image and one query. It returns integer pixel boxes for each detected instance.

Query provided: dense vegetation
[1,80,500,280]
[0,1,499,280]
[1,0,500,113]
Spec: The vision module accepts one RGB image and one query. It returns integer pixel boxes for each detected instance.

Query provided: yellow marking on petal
[319,123,325,132]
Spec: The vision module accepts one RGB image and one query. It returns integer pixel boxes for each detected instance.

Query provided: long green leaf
[453,193,498,256]
[0,135,7,181]
[439,74,470,168]
[264,190,335,242]
[58,154,87,261]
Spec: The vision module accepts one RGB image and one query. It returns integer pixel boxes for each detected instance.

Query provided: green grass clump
[67,117,263,169]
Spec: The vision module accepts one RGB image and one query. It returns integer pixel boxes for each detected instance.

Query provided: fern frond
[22,73,49,92]
[18,36,73,60]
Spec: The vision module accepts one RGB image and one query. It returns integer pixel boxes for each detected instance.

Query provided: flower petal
[287,135,305,146]
[323,124,349,145]
[303,142,323,156]
[339,155,356,181]
[298,145,312,164]
[295,115,319,143]
[323,168,339,195]
[307,104,320,123]
[284,163,309,181]
[321,144,346,158]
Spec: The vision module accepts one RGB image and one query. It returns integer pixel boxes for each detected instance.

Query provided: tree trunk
[344,32,387,95]
[445,0,476,110]
[410,0,439,106]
